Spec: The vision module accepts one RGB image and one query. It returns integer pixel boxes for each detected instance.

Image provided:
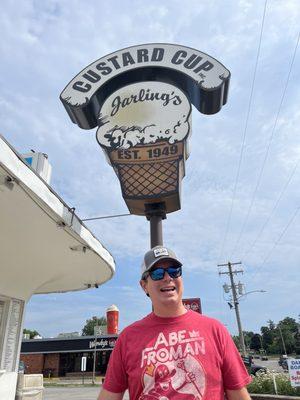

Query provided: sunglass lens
[149,266,182,280]
[168,266,182,278]
[150,268,164,280]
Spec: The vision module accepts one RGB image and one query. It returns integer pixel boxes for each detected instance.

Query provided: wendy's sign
[60,43,230,130]
[61,43,230,216]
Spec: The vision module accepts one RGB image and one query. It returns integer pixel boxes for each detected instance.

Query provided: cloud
[0,0,299,337]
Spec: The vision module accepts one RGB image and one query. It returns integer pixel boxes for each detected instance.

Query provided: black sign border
[60,43,230,130]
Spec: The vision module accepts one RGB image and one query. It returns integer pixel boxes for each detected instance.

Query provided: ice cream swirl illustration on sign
[97,82,191,151]
[96,81,191,215]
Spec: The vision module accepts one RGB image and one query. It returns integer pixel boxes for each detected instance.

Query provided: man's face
[140,259,183,308]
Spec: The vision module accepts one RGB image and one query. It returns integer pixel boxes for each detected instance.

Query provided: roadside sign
[183,298,202,313]
[81,356,87,372]
[287,359,300,387]
[61,43,230,216]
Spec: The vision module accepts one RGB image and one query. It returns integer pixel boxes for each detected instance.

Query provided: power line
[230,28,300,259]
[262,206,300,264]
[218,0,268,263]
[242,158,300,259]
[251,206,300,279]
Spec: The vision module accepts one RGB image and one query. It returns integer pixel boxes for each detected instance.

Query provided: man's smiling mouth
[160,287,176,292]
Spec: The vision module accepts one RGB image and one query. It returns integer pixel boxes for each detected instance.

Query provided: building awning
[21,336,118,354]
[0,134,115,300]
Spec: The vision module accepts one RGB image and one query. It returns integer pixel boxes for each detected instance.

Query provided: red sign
[183,298,202,313]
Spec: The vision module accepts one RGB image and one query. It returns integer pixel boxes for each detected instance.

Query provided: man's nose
[162,270,173,281]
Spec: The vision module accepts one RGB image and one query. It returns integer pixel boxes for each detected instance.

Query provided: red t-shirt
[103,310,251,399]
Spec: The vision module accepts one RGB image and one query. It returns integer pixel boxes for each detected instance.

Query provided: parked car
[278,355,288,370]
[250,362,267,375]
[242,355,267,375]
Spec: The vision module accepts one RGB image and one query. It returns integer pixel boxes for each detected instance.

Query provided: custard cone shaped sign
[96,81,191,214]
[60,44,230,215]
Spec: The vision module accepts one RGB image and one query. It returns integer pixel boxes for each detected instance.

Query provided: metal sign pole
[150,216,163,247]
[81,356,87,385]
[145,203,166,247]
[92,328,98,385]
[92,326,102,384]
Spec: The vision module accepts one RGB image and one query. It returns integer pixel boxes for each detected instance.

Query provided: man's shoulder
[119,313,152,336]
[118,311,228,337]
[188,311,227,331]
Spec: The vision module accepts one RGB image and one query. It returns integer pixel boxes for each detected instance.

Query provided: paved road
[252,357,284,372]
[43,361,286,400]
[44,386,129,400]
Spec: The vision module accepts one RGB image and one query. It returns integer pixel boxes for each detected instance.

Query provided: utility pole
[92,326,102,385]
[278,324,287,355]
[218,261,246,356]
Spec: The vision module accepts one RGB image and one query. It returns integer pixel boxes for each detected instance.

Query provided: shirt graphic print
[139,328,206,399]
[103,311,251,399]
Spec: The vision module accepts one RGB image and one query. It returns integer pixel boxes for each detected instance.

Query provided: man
[98,246,251,400]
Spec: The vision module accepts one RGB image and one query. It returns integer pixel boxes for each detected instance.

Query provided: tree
[259,317,299,354]
[243,331,255,349]
[295,330,300,355]
[250,334,262,351]
[261,326,277,354]
[23,328,40,339]
[278,317,298,333]
[231,316,299,355]
[82,316,107,336]
[267,319,276,330]
[277,318,298,354]
[232,335,240,350]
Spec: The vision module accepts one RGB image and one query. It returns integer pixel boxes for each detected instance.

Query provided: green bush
[248,371,300,396]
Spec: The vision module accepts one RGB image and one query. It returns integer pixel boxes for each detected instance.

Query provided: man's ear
[140,279,146,292]
[140,279,150,297]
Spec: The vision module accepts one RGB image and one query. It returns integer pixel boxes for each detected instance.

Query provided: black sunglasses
[143,265,182,281]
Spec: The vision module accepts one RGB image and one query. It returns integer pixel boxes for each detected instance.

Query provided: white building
[0,134,115,399]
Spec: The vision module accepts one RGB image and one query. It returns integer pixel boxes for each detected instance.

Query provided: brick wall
[43,353,60,377]
[20,353,60,377]
[20,353,44,374]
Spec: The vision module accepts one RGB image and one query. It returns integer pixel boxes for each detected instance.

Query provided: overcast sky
[1,0,299,338]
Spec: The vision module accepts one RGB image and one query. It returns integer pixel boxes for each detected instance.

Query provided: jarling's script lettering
[111,88,182,117]
[141,330,205,367]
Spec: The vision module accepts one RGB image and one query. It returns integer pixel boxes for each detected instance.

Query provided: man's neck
[152,302,187,318]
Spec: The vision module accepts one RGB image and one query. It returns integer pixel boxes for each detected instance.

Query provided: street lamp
[223,284,266,356]
[237,290,266,300]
